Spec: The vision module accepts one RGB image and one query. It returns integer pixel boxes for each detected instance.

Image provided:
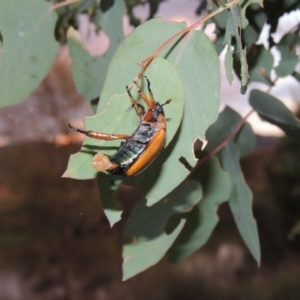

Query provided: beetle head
[152,99,171,120]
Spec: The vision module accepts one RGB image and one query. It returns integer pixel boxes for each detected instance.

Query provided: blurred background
[0,0,300,299]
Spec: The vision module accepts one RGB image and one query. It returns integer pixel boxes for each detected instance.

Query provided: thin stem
[137,0,240,78]
[52,0,81,10]
[194,109,254,171]
[194,76,280,170]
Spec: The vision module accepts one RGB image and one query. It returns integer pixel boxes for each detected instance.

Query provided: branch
[137,0,240,78]
[193,76,280,171]
[52,0,81,10]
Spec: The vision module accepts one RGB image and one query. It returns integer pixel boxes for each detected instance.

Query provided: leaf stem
[52,0,81,10]
[137,0,240,78]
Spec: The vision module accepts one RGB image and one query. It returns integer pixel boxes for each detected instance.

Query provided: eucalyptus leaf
[168,157,232,263]
[65,19,220,209]
[0,0,58,108]
[98,176,124,226]
[275,34,300,77]
[242,6,266,51]
[225,44,234,84]
[250,89,300,139]
[224,5,249,90]
[221,141,261,265]
[241,0,263,28]
[206,106,255,158]
[122,180,202,280]
[68,0,125,102]
[247,45,273,85]
[292,71,300,81]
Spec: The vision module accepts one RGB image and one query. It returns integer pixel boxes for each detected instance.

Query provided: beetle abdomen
[109,140,146,175]
[109,122,160,175]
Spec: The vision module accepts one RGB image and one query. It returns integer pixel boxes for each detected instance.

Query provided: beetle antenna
[144,76,152,93]
[162,99,172,106]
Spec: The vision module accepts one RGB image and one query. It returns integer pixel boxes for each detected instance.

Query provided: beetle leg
[133,78,154,109]
[144,76,155,106]
[68,124,131,140]
[126,86,144,120]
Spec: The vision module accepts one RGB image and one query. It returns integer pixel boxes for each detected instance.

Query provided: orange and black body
[69,77,171,177]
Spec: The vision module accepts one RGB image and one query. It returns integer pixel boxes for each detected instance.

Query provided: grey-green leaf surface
[275,34,300,77]
[248,45,273,85]
[225,43,234,85]
[224,5,249,90]
[168,157,232,263]
[0,0,58,108]
[66,57,184,176]
[250,89,300,139]
[65,19,220,209]
[206,106,255,158]
[122,180,202,280]
[68,0,125,101]
[221,142,261,265]
[241,0,264,28]
[241,3,266,51]
[98,176,123,226]
[293,71,300,81]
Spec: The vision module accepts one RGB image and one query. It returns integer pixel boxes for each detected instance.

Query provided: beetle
[68,77,171,176]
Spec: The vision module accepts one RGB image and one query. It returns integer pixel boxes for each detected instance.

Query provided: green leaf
[249,89,300,139]
[0,0,58,108]
[122,180,202,280]
[203,106,259,262]
[242,5,266,50]
[97,176,123,226]
[68,0,125,101]
[206,106,255,158]
[212,4,228,30]
[213,35,225,55]
[292,71,300,81]
[221,142,260,265]
[247,45,273,85]
[224,5,249,90]
[66,19,220,209]
[66,57,184,179]
[225,43,234,84]
[241,0,264,28]
[168,157,232,263]
[275,34,300,77]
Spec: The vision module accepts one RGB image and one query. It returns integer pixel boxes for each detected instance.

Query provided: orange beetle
[69,76,171,176]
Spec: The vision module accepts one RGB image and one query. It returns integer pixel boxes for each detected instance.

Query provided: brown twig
[194,109,254,171]
[193,75,280,171]
[52,0,81,10]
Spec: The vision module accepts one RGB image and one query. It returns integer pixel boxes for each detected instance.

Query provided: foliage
[1,0,300,280]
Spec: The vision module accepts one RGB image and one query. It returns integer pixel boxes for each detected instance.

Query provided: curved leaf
[122,180,202,280]
[0,0,58,108]
[168,157,232,263]
[247,45,273,85]
[66,57,184,179]
[65,18,220,210]
[206,106,255,158]
[250,89,300,139]
[68,0,125,101]
[275,34,300,77]
[221,141,261,265]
